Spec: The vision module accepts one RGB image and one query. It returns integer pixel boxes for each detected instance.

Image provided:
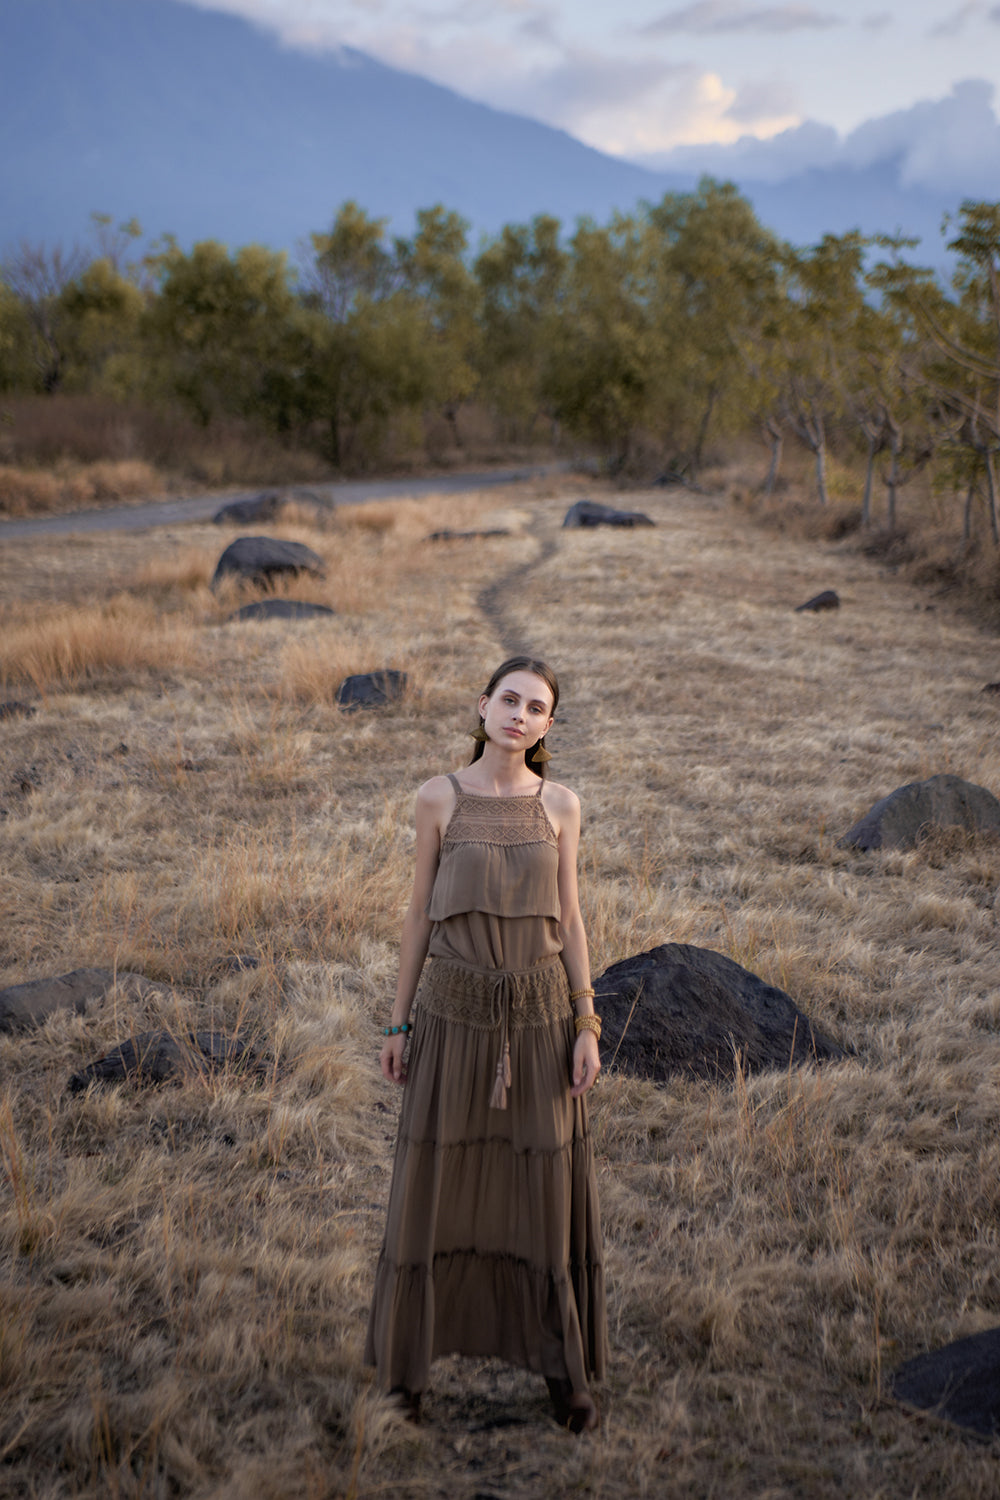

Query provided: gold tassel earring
[530,740,552,764]
[470,720,489,743]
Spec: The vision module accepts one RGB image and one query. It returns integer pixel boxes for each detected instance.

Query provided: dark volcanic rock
[0,700,36,720]
[892,1328,1000,1437]
[67,1030,258,1092]
[839,773,1000,851]
[335,670,408,711]
[596,942,844,1084]
[213,491,286,525]
[562,500,655,529]
[0,967,157,1034]
[211,536,325,591]
[229,600,335,623]
[426,528,511,541]
[795,590,840,612]
[982,682,1000,696]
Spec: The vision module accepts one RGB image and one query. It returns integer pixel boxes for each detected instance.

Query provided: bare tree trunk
[963,481,977,542]
[815,438,827,510]
[985,450,1000,545]
[691,385,718,473]
[787,394,827,504]
[861,433,878,525]
[884,416,902,531]
[443,402,462,448]
[761,419,783,497]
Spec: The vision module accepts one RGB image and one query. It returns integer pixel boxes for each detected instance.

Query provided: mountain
[0,0,680,252]
[0,0,969,266]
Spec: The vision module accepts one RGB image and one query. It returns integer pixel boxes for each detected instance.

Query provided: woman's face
[479,670,555,752]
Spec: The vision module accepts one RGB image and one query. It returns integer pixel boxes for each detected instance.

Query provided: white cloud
[642,1,840,35]
[632,78,1000,197]
[841,77,1000,191]
[632,117,839,177]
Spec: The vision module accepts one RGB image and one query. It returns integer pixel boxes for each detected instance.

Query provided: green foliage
[3,195,1000,541]
[142,239,297,427]
[542,213,654,468]
[474,214,566,436]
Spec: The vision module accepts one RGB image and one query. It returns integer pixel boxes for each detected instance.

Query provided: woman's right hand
[380,1033,408,1085]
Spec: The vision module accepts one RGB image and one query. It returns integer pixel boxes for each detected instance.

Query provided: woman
[364,656,607,1431]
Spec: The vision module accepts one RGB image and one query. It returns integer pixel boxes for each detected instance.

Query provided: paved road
[0,464,565,541]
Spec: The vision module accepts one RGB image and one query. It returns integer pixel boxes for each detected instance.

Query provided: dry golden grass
[1,471,1000,1497]
[0,460,162,517]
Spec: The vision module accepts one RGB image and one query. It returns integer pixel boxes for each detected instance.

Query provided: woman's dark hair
[470,655,560,778]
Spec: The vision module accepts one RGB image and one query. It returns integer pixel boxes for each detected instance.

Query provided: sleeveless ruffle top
[425,773,563,971]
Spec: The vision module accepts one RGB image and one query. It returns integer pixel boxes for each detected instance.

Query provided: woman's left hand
[570,1031,601,1097]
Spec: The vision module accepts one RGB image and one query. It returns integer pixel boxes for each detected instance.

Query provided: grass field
[1,471,999,1498]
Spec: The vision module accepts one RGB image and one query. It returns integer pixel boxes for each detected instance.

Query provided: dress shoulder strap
[534,776,544,795]
[446,772,464,795]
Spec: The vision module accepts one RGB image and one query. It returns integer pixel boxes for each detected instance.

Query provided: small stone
[426,529,511,542]
[336,670,408,712]
[229,600,335,622]
[67,1030,259,1092]
[795,590,840,612]
[0,968,158,1034]
[562,500,655,529]
[211,536,325,591]
[213,492,286,525]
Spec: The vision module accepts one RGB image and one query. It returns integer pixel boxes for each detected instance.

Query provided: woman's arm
[551,786,601,1098]
[380,778,450,1084]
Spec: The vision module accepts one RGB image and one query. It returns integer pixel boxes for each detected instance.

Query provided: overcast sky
[180,0,1000,179]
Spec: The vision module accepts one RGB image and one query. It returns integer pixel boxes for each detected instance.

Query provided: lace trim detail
[444,795,557,850]
[417,956,569,1030]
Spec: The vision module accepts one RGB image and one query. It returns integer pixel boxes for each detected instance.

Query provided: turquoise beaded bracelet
[383,1022,412,1037]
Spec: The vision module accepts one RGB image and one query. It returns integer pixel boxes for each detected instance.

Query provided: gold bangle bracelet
[569,986,595,1003]
[574,1013,602,1039]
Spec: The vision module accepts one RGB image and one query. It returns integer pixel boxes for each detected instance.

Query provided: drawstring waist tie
[415,955,570,1110]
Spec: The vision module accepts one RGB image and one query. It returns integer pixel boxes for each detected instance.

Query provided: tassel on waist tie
[415,954,570,1111]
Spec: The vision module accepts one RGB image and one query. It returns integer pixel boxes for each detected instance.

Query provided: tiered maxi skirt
[364,952,607,1396]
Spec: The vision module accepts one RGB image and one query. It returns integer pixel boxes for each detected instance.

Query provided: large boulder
[213,491,286,525]
[335,670,408,711]
[67,1030,259,1092]
[229,600,335,623]
[562,500,655,529]
[0,968,157,1034]
[892,1328,1000,1437]
[211,536,325,591]
[839,773,1000,852]
[596,943,844,1085]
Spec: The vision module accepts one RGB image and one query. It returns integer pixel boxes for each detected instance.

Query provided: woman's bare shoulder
[415,774,458,809]
[540,779,581,819]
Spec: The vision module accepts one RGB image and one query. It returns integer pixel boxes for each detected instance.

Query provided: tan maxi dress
[365,773,607,1397]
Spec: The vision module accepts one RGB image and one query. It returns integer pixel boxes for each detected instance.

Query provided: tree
[645,178,786,473]
[396,206,479,444]
[142,240,297,428]
[58,257,145,396]
[542,213,654,470]
[474,214,566,440]
[772,232,871,505]
[0,240,89,392]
